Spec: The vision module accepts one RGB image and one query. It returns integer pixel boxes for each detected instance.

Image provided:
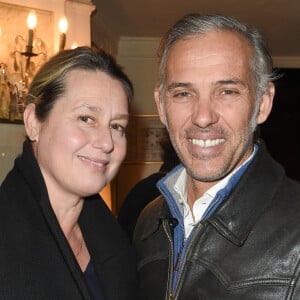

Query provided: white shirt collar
[174,148,256,238]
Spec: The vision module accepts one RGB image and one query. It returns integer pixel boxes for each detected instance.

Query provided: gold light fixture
[11,12,47,89]
[0,9,68,123]
[0,11,48,122]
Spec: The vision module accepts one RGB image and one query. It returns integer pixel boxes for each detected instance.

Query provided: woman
[0,47,137,299]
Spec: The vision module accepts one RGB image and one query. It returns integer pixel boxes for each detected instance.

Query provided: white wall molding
[65,0,96,48]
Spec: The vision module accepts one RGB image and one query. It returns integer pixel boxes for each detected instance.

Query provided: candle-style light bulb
[71,42,78,49]
[27,12,37,48]
[58,17,68,51]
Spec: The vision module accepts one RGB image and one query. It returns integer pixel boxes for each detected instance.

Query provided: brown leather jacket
[133,140,300,300]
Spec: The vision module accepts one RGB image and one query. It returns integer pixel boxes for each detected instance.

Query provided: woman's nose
[92,126,114,153]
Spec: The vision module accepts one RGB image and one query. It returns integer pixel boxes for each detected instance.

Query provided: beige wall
[113,37,162,213]
[117,37,160,115]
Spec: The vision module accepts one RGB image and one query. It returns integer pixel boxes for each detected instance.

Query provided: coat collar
[208,140,285,246]
[12,141,94,298]
[150,140,286,246]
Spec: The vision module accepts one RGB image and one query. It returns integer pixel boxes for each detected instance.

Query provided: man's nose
[191,98,219,128]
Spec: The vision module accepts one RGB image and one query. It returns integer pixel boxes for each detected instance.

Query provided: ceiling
[91,0,300,57]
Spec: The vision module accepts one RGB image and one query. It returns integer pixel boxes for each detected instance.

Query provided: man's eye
[110,123,126,136]
[174,91,190,97]
[221,89,238,95]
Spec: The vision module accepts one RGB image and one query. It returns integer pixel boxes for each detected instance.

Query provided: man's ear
[23,103,41,142]
[257,82,275,125]
[154,85,167,126]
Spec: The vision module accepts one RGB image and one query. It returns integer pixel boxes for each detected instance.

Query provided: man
[133,13,300,300]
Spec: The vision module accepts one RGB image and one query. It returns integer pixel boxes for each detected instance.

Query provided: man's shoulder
[133,195,169,241]
[138,196,167,224]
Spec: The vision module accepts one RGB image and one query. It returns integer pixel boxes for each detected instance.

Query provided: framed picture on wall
[125,114,165,162]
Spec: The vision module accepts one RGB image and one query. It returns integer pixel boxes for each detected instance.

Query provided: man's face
[155,30,273,195]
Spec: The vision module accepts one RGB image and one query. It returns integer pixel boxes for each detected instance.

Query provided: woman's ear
[23,103,41,142]
[257,82,275,125]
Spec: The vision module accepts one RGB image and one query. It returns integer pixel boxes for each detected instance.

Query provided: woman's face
[25,69,129,200]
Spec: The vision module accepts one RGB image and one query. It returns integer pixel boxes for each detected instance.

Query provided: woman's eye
[79,115,94,124]
[110,123,126,136]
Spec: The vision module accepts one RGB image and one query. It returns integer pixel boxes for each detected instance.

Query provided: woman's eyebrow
[72,104,101,112]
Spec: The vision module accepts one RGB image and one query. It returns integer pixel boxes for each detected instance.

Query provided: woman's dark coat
[0,141,137,300]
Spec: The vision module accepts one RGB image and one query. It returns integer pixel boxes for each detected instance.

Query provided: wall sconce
[0,11,48,122]
[0,8,68,123]
[27,12,37,49]
[11,12,47,87]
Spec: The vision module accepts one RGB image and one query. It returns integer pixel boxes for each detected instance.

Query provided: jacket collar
[208,140,285,246]
[155,140,285,246]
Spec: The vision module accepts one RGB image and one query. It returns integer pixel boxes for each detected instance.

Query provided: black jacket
[0,141,137,300]
[134,141,300,300]
[118,171,167,241]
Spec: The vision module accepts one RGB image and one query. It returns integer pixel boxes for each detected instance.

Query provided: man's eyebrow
[215,79,246,86]
[167,82,193,91]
